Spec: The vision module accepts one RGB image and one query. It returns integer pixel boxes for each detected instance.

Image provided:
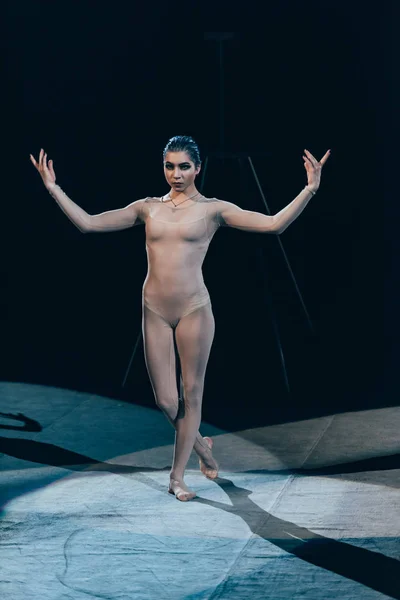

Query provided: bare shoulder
[209,198,243,226]
[132,196,158,222]
[210,198,242,210]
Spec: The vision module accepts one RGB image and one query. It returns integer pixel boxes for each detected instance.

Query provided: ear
[195,163,202,176]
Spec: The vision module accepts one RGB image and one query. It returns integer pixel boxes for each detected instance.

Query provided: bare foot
[198,437,219,480]
[168,478,196,502]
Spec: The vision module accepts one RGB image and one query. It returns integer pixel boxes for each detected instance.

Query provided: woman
[30,136,330,501]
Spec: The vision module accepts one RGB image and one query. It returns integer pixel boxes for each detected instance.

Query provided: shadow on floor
[195,478,400,600]
[1,412,399,598]
[244,454,400,488]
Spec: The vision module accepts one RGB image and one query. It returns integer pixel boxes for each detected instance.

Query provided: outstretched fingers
[304,148,331,169]
[29,154,38,169]
[30,149,44,171]
[30,149,56,187]
[304,149,320,167]
[319,149,331,166]
[38,149,51,175]
[48,159,55,179]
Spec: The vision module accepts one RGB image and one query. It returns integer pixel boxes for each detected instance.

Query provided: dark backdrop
[3,1,386,430]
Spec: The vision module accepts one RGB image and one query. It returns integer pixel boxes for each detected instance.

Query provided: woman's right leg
[142,304,217,477]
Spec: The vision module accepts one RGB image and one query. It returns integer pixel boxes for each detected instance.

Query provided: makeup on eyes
[165,163,191,169]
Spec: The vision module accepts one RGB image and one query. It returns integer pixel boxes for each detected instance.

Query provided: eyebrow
[164,161,191,166]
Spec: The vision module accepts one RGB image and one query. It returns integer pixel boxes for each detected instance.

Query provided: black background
[2,1,389,430]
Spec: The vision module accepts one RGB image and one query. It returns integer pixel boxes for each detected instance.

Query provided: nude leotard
[141,195,221,327]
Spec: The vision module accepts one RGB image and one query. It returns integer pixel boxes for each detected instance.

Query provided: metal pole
[248,157,315,334]
[122,329,142,388]
[199,156,209,193]
[219,40,224,151]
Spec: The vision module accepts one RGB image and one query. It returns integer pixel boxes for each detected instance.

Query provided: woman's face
[163,151,201,192]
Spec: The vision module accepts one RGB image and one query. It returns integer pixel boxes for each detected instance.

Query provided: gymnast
[30,136,330,501]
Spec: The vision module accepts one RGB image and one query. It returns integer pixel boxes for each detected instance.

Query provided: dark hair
[163,135,201,168]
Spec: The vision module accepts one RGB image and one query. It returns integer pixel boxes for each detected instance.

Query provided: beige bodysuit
[136,195,222,482]
[141,195,221,327]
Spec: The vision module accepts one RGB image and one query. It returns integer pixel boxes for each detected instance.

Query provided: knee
[155,394,177,413]
[182,382,203,409]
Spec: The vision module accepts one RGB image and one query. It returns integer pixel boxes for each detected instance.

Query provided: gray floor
[0,381,399,600]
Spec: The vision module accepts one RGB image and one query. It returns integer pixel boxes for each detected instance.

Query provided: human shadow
[0,412,169,510]
[0,434,169,474]
[242,453,400,490]
[0,412,166,472]
[296,454,400,476]
[0,411,42,432]
[194,477,400,599]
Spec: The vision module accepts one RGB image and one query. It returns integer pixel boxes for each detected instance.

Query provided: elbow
[80,215,92,234]
[78,224,91,234]
[271,216,284,235]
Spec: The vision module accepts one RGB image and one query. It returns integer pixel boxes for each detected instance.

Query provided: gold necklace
[164,191,201,207]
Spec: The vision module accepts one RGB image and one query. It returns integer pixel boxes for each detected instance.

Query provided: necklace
[163,190,201,207]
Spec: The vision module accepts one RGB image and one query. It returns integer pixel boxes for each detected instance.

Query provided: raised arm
[218,200,277,233]
[30,149,145,233]
[48,184,145,233]
[86,199,145,232]
[218,148,331,234]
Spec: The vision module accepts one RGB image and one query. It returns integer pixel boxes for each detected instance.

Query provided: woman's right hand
[30,149,57,190]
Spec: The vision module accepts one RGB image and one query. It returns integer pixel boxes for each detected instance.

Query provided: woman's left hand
[303,149,331,192]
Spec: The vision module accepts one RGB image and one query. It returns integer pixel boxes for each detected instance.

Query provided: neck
[169,185,198,200]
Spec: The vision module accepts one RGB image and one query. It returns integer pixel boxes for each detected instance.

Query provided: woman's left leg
[169,301,215,500]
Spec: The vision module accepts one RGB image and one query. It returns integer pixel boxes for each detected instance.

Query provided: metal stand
[198,152,314,394]
[201,152,314,333]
